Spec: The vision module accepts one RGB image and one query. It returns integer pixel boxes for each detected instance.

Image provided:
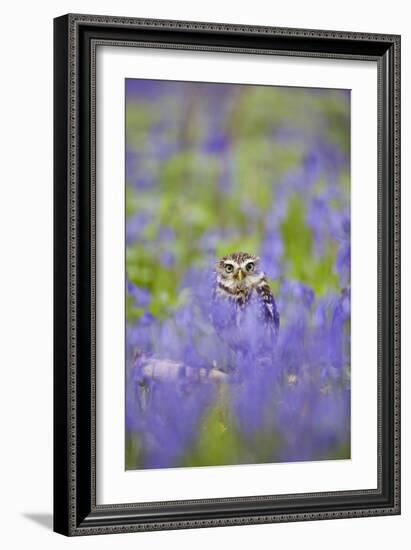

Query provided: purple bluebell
[202,132,230,155]
[260,229,284,279]
[335,215,351,287]
[126,212,151,246]
[127,278,152,308]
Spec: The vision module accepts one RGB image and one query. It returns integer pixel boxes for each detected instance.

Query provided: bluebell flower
[134,173,156,190]
[126,78,184,100]
[127,278,152,308]
[218,154,234,194]
[335,215,351,287]
[126,212,151,246]
[159,251,176,268]
[261,229,284,279]
[202,133,230,155]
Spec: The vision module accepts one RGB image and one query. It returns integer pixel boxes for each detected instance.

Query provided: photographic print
[54,16,400,534]
[125,78,351,471]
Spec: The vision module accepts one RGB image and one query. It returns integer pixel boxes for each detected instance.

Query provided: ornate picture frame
[53,13,400,536]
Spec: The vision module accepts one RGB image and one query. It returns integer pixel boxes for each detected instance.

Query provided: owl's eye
[224,264,234,273]
[245,262,255,272]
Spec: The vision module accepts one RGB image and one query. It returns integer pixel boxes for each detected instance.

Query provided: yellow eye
[225,264,234,273]
[246,262,255,272]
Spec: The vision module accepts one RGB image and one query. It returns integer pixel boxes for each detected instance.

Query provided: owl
[211,252,279,356]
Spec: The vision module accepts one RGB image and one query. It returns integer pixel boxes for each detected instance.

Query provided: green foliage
[181,387,283,467]
[127,243,181,319]
[125,433,144,470]
[281,195,339,295]
[183,402,248,467]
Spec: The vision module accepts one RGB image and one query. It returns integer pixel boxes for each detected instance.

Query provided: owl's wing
[257,283,280,336]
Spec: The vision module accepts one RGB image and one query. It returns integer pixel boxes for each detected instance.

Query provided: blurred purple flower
[160,251,176,268]
[127,278,152,308]
[261,229,284,279]
[126,212,151,246]
[134,173,156,190]
[126,312,156,357]
[202,132,230,154]
[126,361,216,468]
[307,197,329,256]
[158,226,176,242]
[281,280,315,309]
[335,215,351,287]
[126,269,351,467]
[126,78,183,100]
[125,149,138,182]
[218,154,235,194]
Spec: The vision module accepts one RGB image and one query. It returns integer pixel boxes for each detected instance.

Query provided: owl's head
[215,252,262,290]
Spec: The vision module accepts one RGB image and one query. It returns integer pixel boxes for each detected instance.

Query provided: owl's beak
[236,270,244,281]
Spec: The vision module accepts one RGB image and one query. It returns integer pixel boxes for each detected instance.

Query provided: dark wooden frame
[54,13,401,536]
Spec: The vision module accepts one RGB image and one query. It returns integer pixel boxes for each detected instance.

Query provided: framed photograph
[53,14,401,536]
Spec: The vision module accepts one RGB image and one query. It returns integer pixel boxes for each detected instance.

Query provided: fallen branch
[136,357,229,383]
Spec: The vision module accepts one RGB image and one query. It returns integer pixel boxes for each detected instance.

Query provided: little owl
[212,252,279,355]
